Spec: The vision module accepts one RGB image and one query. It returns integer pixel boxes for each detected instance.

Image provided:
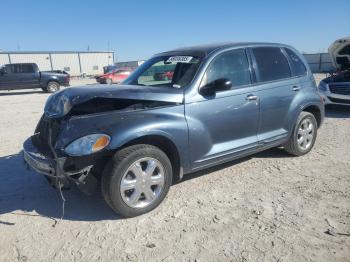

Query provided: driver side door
[0,65,17,90]
[185,48,260,170]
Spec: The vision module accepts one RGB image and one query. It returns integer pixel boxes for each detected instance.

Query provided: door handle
[292,86,301,91]
[246,94,258,101]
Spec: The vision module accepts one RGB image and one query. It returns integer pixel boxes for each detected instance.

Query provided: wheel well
[303,105,321,128]
[47,80,59,86]
[121,135,181,183]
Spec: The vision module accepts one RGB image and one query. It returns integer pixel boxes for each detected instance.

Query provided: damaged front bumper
[23,137,94,191]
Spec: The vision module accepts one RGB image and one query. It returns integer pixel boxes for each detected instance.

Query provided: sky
[0,0,349,61]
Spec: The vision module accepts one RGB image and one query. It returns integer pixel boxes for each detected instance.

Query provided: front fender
[55,105,190,171]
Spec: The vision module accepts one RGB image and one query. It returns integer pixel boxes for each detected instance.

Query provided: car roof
[157,42,289,58]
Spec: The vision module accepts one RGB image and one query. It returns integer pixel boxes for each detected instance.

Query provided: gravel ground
[0,79,349,262]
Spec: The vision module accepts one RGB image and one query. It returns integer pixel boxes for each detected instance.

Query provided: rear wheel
[106,78,112,85]
[45,81,60,93]
[284,111,317,156]
[102,144,173,217]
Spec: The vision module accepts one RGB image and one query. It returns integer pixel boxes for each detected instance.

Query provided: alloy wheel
[120,157,165,208]
[297,118,314,150]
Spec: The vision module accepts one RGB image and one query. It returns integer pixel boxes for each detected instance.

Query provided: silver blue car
[23,42,325,217]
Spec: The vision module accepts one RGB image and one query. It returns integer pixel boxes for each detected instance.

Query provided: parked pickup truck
[0,63,70,93]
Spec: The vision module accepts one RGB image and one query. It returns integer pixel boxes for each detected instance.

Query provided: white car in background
[318,37,350,106]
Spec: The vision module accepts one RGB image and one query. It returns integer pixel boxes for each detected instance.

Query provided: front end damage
[23,84,184,194]
[23,115,99,194]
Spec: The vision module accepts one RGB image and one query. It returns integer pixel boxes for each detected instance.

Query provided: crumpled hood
[44,84,184,118]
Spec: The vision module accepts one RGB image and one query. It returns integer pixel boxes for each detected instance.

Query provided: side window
[22,64,35,73]
[12,64,22,74]
[252,47,291,82]
[202,49,251,88]
[285,48,307,76]
[4,65,12,74]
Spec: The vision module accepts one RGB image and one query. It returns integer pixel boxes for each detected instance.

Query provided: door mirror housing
[199,78,232,95]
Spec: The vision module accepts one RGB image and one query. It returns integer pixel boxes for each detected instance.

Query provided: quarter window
[252,47,291,82]
[202,49,251,88]
[285,48,307,76]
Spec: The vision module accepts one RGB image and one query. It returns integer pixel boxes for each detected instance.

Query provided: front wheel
[102,144,173,217]
[284,111,318,156]
[106,78,113,85]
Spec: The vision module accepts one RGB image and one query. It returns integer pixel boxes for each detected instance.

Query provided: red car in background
[96,68,133,84]
[153,71,174,81]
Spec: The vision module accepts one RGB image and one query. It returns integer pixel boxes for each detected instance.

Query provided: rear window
[252,47,291,82]
[285,48,307,76]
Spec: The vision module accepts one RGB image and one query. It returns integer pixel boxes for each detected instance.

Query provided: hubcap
[297,118,314,150]
[48,83,58,92]
[120,157,165,208]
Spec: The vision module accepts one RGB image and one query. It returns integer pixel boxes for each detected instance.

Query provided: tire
[106,78,112,85]
[45,81,60,93]
[102,144,173,218]
[284,111,318,156]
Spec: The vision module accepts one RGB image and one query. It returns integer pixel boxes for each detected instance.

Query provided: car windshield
[123,55,202,88]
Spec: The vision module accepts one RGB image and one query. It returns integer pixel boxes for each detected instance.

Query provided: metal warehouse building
[0,51,114,76]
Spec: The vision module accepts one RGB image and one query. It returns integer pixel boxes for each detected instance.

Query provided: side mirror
[199,78,232,96]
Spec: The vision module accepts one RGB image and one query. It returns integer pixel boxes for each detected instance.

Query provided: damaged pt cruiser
[24,42,325,217]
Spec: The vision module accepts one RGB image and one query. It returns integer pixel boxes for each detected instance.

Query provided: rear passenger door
[250,47,298,144]
[17,64,40,89]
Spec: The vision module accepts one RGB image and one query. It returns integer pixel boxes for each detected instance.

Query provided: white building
[0,51,114,76]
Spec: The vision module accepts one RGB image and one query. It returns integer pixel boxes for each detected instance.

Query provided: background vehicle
[0,63,70,93]
[153,71,174,81]
[318,37,350,106]
[103,65,118,74]
[23,43,324,218]
[96,68,133,84]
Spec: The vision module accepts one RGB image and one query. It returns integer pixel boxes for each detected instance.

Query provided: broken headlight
[65,134,111,156]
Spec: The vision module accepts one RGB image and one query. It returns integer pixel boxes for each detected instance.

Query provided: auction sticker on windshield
[166,56,193,63]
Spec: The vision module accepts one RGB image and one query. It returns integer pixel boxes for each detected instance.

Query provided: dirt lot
[0,79,349,262]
